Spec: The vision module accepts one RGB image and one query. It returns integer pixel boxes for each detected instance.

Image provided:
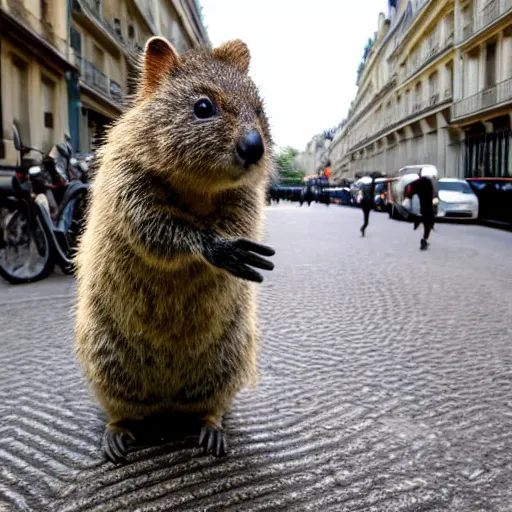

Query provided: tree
[276,147,304,185]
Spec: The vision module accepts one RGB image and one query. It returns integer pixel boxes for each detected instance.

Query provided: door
[41,77,55,153]
[11,57,30,147]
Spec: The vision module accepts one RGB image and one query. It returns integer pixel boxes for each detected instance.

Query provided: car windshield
[438,181,472,194]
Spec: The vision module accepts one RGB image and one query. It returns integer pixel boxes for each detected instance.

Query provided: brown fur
[75,37,274,438]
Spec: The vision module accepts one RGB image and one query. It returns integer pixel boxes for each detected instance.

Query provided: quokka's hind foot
[198,412,227,457]
[198,425,227,457]
[103,420,136,464]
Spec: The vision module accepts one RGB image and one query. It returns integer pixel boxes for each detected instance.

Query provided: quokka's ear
[213,39,250,74]
[139,36,180,98]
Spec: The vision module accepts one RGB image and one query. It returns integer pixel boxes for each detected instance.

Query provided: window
[446,12,454,41]
[428,71,439,102]
[70,27,82,58]
[445,62,453,98]
[11,57,30,146]
[128,24,135,39]
[438,181,473,193]
[40,0,49,23]
[91,0,101,17]
[93,44,105,72]
[412,82,423,111]
[485,41,496,88]
[113,18,122,38]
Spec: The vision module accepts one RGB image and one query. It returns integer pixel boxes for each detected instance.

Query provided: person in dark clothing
[360,177,376,237]
[405,171,438,250]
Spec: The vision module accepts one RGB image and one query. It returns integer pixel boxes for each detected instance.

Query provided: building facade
[0,0,209,164]
[295,133,332,175]
[0,0,75,162]
[295,124,342,177]
[330,0,512,181]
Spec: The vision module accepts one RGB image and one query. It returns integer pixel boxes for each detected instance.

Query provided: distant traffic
[268,167,511,227]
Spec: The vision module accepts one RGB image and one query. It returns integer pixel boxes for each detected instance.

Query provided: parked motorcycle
[0,125,89,284]
[69,153,93,184]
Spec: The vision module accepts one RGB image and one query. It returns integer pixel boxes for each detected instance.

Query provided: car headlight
[28,166,42,176]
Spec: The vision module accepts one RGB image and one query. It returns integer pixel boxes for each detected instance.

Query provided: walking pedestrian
[404,169,439,250]
[360,176,376,237]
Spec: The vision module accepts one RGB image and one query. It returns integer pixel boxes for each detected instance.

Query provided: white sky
[200,0,390,151]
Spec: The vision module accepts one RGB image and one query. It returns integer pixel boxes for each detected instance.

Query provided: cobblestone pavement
[1,204,512,512]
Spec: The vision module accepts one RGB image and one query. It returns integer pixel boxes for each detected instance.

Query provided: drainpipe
[66,0,80,152]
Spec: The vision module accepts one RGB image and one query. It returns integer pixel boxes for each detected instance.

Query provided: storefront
[449,116,512,179]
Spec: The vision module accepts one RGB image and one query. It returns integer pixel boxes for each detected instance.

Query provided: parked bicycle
[0,125,89,284]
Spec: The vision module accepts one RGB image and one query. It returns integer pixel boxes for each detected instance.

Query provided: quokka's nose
[236,130,264,166]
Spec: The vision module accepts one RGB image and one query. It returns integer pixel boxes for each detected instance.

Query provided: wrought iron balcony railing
[77,57,123,107]
[452,76,512,119]
[348,87,453,153]
[458,0,512,43]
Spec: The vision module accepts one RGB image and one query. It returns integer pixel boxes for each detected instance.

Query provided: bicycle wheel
[56,188,87,274]
[0,204,54,284]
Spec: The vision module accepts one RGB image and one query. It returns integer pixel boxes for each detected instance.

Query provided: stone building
[451,0,512,178]
[0,0,75,162]
[0,0,209,164]
[330,0,512,181]
[295,124,343,176]
[295,133,332,175]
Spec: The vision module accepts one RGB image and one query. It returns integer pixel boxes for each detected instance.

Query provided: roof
[399,164,436,170]
[375,177,397,182]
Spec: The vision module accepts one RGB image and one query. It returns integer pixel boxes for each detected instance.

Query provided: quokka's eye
[194,98,216,119]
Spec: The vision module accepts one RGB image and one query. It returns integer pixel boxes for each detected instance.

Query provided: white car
[390,165,439,220]
[435,178,479,220]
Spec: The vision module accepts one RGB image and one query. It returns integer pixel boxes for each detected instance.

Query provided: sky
[200,0,390,151]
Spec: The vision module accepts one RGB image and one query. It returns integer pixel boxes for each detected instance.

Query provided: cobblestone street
[1,204,512,511]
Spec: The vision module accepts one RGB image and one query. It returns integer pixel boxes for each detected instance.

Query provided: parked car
[300,185,314,206]
[435,178,479,220]
[388,165,438,220]
[342,187,354,205]
[324,187,351,205]
[277,186,303,202]
[350,176,373,207]
[373,178,393,211]
[466,178,512,225]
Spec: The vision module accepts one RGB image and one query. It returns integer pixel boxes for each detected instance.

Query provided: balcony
[482,0,500,27]
[463,22,474,40]
[452,77,512,119]
[348,87,452,153]
[429,92,440,106]
[403,36,453,82]
[77,57,123,108]
[390,0,433,56]
[81,0,102,18]
[459,0,512,43]
[71,0,142,56]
